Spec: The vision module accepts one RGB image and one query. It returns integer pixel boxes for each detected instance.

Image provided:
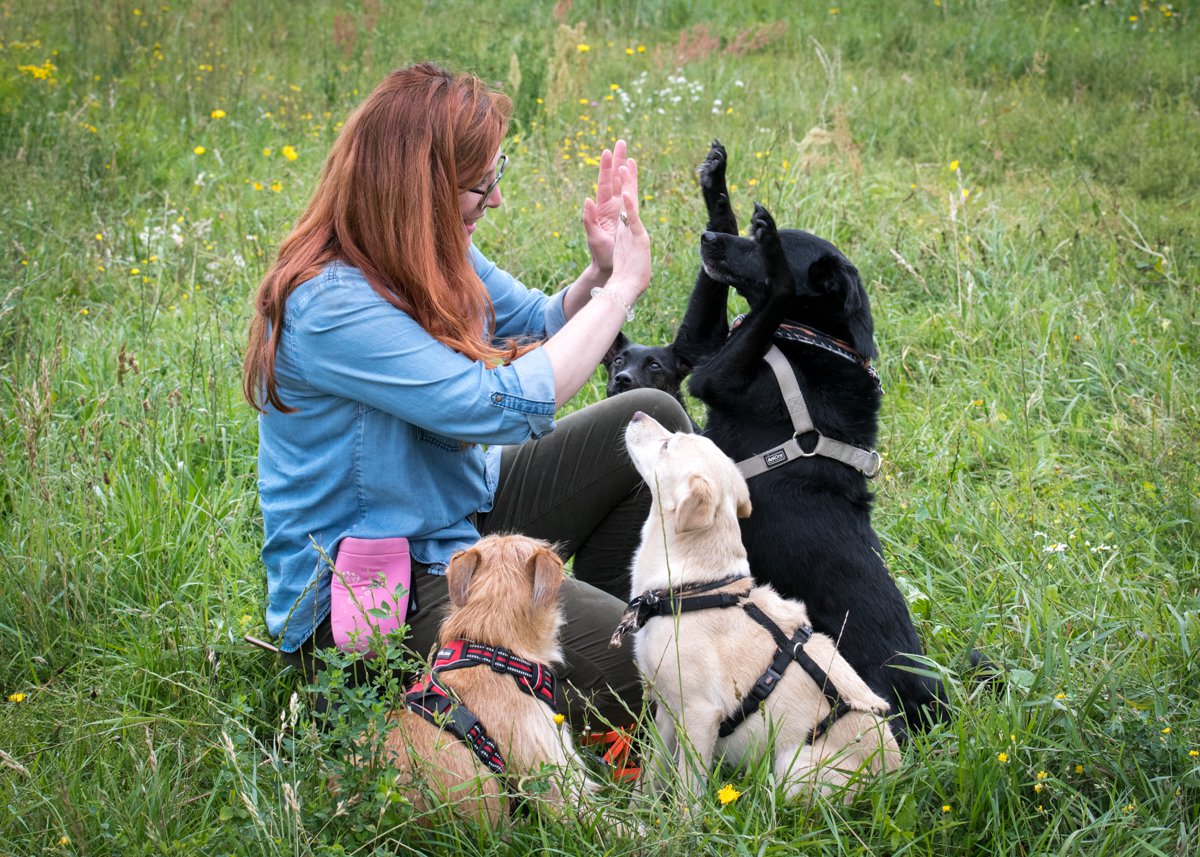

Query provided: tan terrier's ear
[446,547,482,608]
[674,472,717,534]
[529,546,565,611]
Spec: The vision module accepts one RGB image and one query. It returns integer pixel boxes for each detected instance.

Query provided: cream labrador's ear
[674,472,717,533]
[529,545,565,611]
[446,547,482,608]
[735,478,753,518]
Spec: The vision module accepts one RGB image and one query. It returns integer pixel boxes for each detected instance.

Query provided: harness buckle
[863,450,882,478]
[490,647,511,672]
[750,666,784,701]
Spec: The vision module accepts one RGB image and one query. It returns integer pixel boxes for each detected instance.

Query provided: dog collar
[609,575,752,647]
[731,313,882,393]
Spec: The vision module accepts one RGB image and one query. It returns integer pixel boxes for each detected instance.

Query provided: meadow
[1,0,1197,853]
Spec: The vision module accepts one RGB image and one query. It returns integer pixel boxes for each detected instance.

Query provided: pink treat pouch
[330,536,412,652]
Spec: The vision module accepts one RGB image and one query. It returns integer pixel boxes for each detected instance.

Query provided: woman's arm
[541,169,650,408]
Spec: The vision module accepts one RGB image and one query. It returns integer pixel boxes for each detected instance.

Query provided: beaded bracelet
[590,287,635,322]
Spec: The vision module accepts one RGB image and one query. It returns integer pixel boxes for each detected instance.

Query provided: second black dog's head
[602,332,692,403]
[699,228,876,360]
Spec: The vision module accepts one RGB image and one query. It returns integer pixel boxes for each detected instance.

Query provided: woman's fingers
[594,148,614,207]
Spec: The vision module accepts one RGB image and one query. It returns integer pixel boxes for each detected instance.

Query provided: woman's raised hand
[605,161,651,306]
[582,139,631,276]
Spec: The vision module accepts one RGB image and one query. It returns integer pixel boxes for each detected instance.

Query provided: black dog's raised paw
[699,140,737,235]
[750,203,794,301]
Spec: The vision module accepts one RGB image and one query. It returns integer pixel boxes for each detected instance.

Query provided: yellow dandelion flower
[610,83,620,91]
[1037,770,1048,779]
[8,692,26,703]
[949,160,960,171]
[1055,692,1066,700]
[1074,764,1084,774]
[536,98,544,104]
[95,233,103,241]
[553,713,565,725]
[252,181,263,191]
[941,804,951,812]
[578,98,589,105]
[59,835,71,846]
[962,188,970,199]
[80,308,89,315]
[270,181,282,192]
[577,43,590,53]
[282,145,298,161]
[637,45,646,53]
[210,108,226,119]
[997,752,1008,763]
[1034,783,1043,793]
[717,784,742,805]
[625,47,634,56]
[1188,750,1198,757]
[193,145,206,155]
[130,267,140,275]
[262,147,272,157]
[551,231,560,238]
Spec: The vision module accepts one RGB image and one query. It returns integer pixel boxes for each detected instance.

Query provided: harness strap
[429,640,557,707]
[404,682,508,775]
[401,639,561,783]
[735,346,881,480]
[609,575,751,647]
[717,602,852,743]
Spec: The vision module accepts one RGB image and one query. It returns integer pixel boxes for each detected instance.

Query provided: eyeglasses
[467,154,507,212]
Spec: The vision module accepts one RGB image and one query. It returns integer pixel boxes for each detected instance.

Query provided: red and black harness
[403,639,558,777]
[611,575,854,744]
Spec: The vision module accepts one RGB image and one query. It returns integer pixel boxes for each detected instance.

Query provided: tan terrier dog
[385,534,598,823]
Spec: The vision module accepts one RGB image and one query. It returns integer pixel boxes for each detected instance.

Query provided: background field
[1,1,1197,854]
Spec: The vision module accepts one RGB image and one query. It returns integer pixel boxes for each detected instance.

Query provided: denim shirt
[258,246,565,652]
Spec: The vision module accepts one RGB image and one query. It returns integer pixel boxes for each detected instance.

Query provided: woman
[243,63,691,725]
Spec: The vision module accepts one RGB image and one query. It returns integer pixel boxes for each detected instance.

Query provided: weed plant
[1,1,1197,854]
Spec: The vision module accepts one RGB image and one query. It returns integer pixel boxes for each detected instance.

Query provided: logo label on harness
[763,449,788,468]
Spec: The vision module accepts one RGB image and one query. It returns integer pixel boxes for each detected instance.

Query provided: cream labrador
[620,412,901,801]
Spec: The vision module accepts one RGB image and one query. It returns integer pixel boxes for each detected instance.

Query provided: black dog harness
[610,576,857,743]
[729,315,882,480]
[404,640,559,777]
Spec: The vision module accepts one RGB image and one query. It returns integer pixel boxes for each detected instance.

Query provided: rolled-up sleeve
[289,272,556,444]
[472,245,568,339]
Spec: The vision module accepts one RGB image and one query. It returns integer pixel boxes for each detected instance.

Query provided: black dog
[602,332,700,429]
[671,141,948,739]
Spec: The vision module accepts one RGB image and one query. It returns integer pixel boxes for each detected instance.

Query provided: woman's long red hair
[243,63,524,412]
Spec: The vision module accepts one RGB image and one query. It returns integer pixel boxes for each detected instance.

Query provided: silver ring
[619,211,628,226]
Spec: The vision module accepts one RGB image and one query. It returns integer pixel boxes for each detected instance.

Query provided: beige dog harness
[727,315,882,480]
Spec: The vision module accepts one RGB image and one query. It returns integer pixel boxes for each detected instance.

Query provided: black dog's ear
[668,341,694,377]
[602,331,630,370]
[810,253,877,360]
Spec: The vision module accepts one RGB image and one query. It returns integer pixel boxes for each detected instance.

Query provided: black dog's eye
[648,361,661,371]
[612,357,624,367]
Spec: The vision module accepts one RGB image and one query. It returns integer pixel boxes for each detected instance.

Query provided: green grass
[1,0,1198,853]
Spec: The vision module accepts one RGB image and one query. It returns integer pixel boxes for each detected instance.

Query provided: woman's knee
[609,388,693,434]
